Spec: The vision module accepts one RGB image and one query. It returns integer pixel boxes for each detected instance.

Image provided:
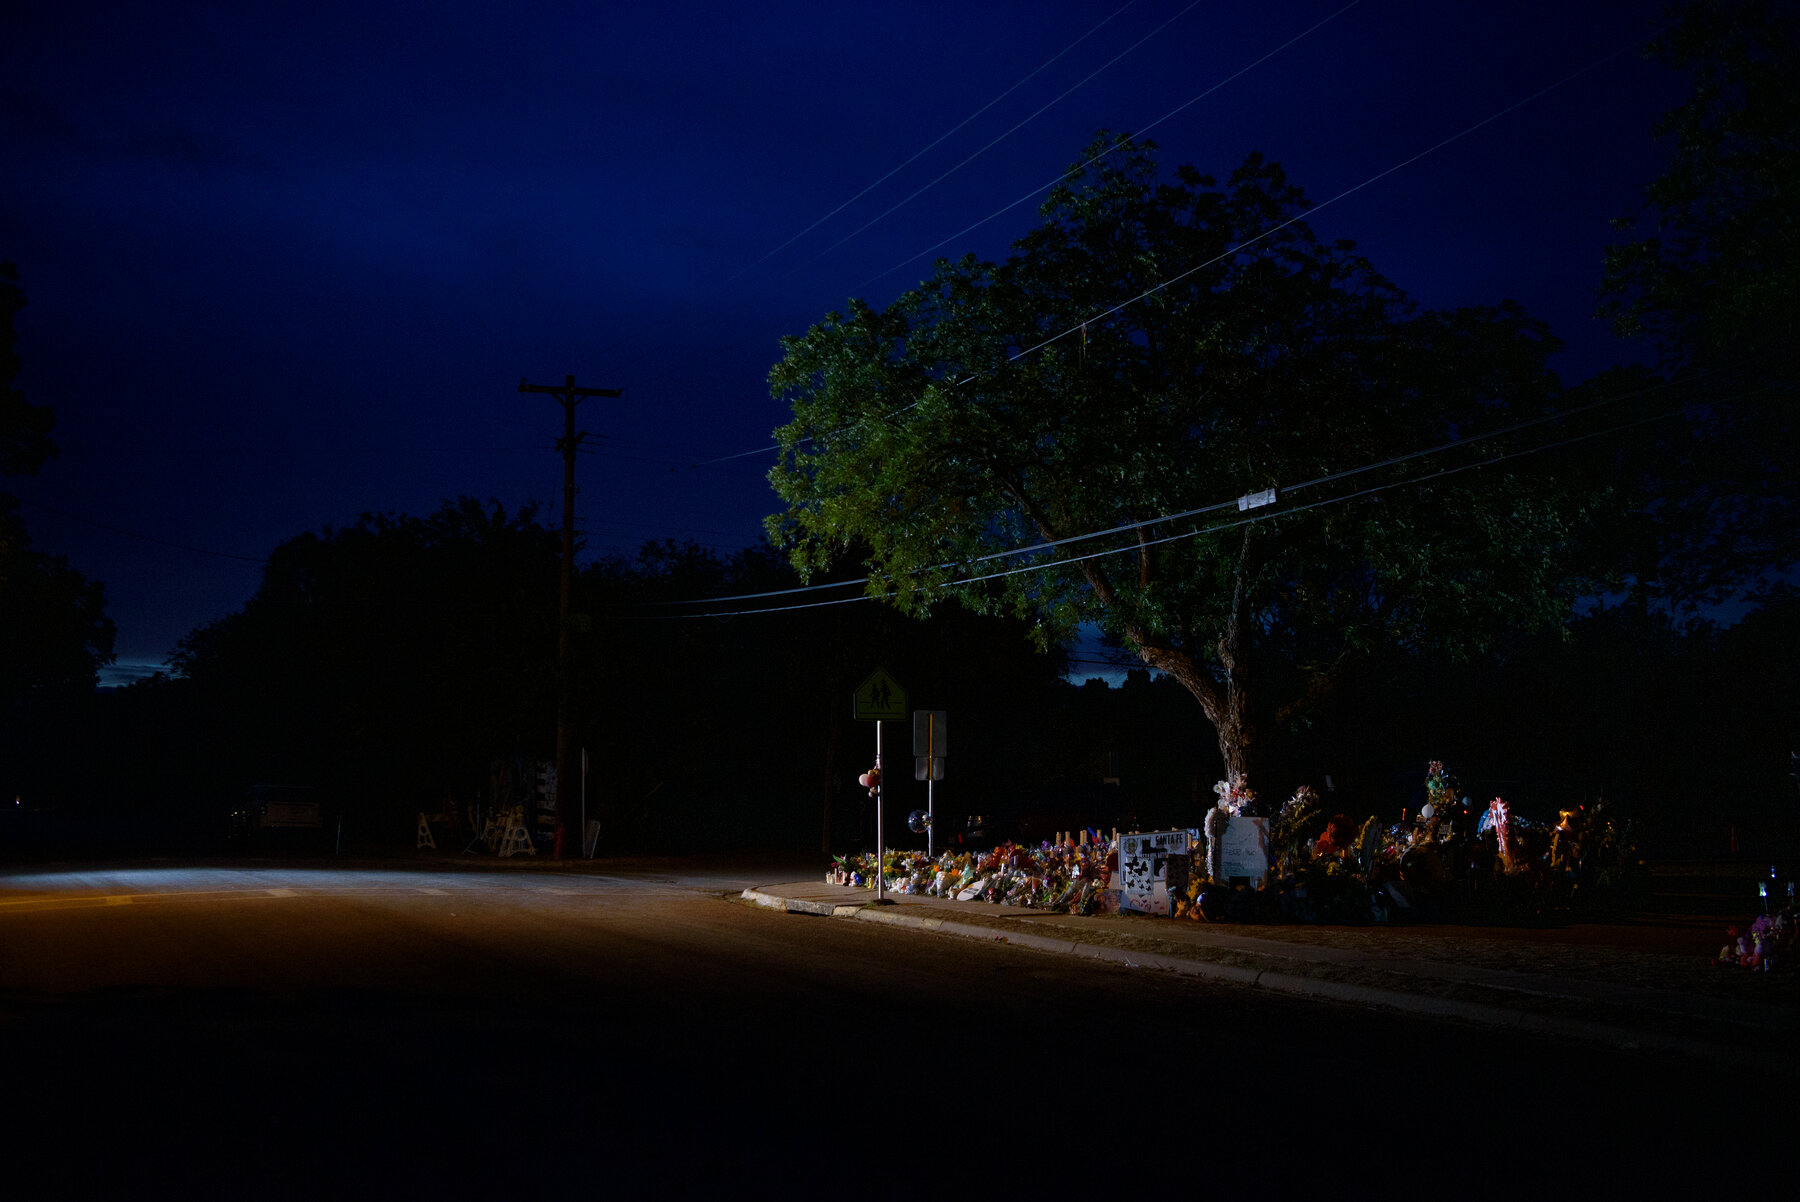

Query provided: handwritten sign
[1219,817,1270,886]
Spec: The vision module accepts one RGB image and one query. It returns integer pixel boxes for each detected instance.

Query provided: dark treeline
[5,500,1069,856]
[7,493,1796,859]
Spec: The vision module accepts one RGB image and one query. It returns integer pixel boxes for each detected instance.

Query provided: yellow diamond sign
[853,667,907,721]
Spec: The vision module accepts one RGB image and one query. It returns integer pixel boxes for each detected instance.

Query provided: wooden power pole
[518,374,621,858]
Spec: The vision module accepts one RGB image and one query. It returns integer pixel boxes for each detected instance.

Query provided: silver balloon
[908,809,932,833]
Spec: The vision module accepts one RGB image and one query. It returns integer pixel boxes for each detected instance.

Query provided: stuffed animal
[1314,814,1357,858]
[1713,924,1745,967]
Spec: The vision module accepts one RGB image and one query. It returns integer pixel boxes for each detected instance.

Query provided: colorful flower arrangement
[1424,760,1455,819]
[1270,785,1326,861]
[1213,774,1257,816]
[827,839,1118,916]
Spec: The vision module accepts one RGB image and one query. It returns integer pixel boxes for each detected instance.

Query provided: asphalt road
[0,861,1767,1196]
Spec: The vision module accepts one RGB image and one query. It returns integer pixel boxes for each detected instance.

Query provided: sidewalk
[743,879,1800,1072]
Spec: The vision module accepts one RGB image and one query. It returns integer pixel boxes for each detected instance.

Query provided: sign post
[913,710,946,857]
[854,668,907,902]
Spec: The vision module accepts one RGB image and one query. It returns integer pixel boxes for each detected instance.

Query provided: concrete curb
[741,885,1776,1072]
[742,887,863,918]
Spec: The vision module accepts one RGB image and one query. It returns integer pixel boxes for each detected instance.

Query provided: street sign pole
[912,710,947,859]
[853,668,907,904]
[875,719,884,903]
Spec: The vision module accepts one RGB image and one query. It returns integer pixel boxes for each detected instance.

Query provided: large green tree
[768,137,1594,783]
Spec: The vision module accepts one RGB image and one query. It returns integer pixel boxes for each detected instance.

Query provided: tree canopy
[0,262,57,479]
[1599,0,1798,368]
[174,498,562,827]
[0,262,112,711]
[768,136,1596,781]
[0,497,115,701]
[1594,0,1797,612]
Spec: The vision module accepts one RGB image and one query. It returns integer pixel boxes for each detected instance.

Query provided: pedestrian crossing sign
[853,667,907,721]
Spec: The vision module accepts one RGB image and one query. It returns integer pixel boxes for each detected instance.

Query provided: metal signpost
[912,710,946,857]
[854,668,907,902]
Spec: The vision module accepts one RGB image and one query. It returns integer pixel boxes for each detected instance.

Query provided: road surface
[0,861,1764,1194]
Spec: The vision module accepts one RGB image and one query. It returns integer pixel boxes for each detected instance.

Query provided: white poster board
[1118,830,1190,916]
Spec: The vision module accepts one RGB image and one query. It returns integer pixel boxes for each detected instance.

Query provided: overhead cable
[848,0,1364,295]
[572,1,1141,378]
[649,364,1727,610]
[795,0,1208,270]
[627,388,1757,621]
[693,19,1649,468]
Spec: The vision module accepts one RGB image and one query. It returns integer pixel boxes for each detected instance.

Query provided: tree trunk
[1120,529,1261,789]
[1215,704,1255,787]
[1213,539,1256,786]
[1126,646,1260,792]
[1070,505,1265,791]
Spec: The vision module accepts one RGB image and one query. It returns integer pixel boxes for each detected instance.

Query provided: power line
[624,390,1732,621]
[846,1,1364,296]
[570,2,1143,380]
[1008,33,1649,367]
[687,14,1648,470]
[10,497,269,564]
[794,0,1208,271]
[648,365,1725,610]
[595,4,1355,459]
[737,1,1142,279]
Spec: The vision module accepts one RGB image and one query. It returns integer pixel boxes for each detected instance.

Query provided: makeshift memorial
[1714,910,1795,971]
[825,759,1644,928]
[830,839,1118,915]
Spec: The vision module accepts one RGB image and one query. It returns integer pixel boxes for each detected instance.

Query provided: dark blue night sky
[4,1,1681,680]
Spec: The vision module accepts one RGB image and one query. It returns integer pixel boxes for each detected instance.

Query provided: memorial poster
[1118,830,1190,916]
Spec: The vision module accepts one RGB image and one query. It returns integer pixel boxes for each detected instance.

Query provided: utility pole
[518,374,621,859]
